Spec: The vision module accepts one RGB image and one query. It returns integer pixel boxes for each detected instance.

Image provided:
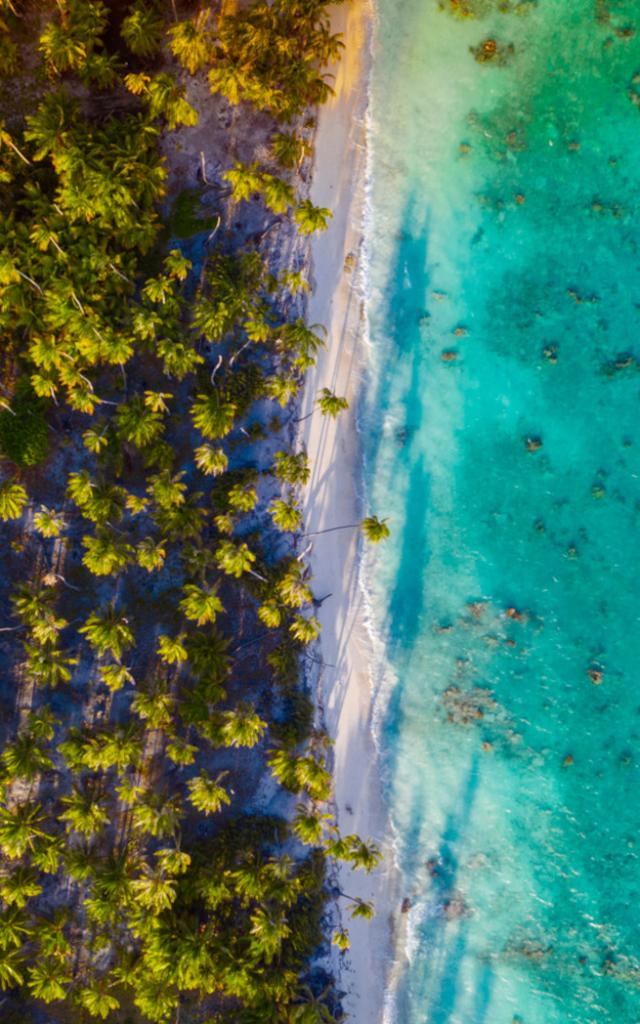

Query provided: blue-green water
[363,2,640,1021]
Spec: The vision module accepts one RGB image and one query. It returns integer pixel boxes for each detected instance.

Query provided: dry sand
[300,3,400,1021]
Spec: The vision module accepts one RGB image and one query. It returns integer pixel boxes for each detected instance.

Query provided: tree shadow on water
[403,753,496,1024]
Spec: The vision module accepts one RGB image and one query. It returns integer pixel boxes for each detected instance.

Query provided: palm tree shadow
[398,753,497,1024]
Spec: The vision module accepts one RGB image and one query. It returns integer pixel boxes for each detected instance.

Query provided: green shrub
[0,384,49,467]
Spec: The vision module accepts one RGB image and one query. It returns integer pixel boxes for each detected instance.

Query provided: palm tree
[187,772,231,814]
[157,633,188,665]
[147,469,187,509]
[168,10,213,73]
[82,530,133,575]
[248,907,290,964]
[294,199,333,235]
[60,786,109,837]
[77,979,120,1019]
[0,803,47,859]
[179,583,224,625]
[292,806,332,846]
[192,392,238,440]
[36,911,71,958]
[215,539,256,578]
[276,565,313,609]
[132,689,174,730]
[0,866,43,908]
[269,497,302,533]
[27,958,71,1002]
[131,866,177,913]
[0,947,24,990]
[272,449,310,486]
[290,614,320,645]
[194,443,228,477]
[166,737,198,766]
[121,0,163,58]
[0,479,27,520]
[33,505,66,538]
[136,536,167,572]
[272,131,309,169]
[79,607,134,660]
[132,794,181,838]
[227,482,258,513]
[258,598,282,629]
[116,395,165,449]
[0,908,31,951]
[1,734,53,781]
[224,161,262,203]
[362,515,391,542]
[99,663,134,692]
[24,641,78,687]
[303,515,391,543]
[218,705,266,748]
[261,173,296,215]
[296,388,349,421]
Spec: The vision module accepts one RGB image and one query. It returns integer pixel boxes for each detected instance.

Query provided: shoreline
[300,3,399,1021]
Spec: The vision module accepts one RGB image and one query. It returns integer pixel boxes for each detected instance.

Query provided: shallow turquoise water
[363,2,640,1021]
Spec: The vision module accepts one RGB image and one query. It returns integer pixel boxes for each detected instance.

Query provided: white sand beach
[300,3,399,1021]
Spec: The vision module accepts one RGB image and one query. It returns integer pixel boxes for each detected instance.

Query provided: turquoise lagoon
[362,2,640,1022]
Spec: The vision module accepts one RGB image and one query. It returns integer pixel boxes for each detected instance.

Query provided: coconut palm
[27,958,71,1002]
[0,479,27,520]
[191,391,238,440]
[187,772,231,815]
[36,911,71,958]
[194,443,228,477]
[294,200,333,235]
[218,705,267,748]
[224,161,262,203]
[227,482,258,513]
[147,469,187,508]
[60,786,109,837]
[269,497,302,533]
[272,130,309,169]
[179,583,224,625]
[0,907,31,951]
[132,794,181,838]
[33,505,66,538]
[248,906,290,964]
[361,515,391,542]
[260,173,296,215]
[276,565,313,609]
[136,536,167,572]
[85,724,143,772]
[0,866,43,907]
[82,530,134,575]
[1,734,53,781]
[166,737,198,766]
[121,0,163,58]
[79,607,134,660]
[0,803,47,858]
[77,979,120,1019]
[168,10,213,73]
[99,663,134,692]
[24,641,78,687]
[131,866,177,913]
[116,395,165,449]
[290,614,320,645]
[258,598,282,628]
[215,539,256,578]
[157,633,188,665]
[272,449,310,486]
[131,689,174,730]
[0,947,24,990]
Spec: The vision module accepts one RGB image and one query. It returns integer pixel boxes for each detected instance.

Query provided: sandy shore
[300,3,399,1021]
